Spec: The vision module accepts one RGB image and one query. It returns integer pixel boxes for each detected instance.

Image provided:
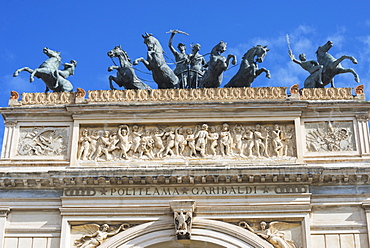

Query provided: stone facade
[0,87,369,248]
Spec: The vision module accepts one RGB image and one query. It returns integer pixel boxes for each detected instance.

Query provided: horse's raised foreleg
[13,67,34,77]
[332,55,358,69]
[338,68,360,83]
[133,57,151,70]
[226,54,237,68]
[108,66,119,72]
[256,68,271,79]
[109,75,120,90]
[30,68,42,82]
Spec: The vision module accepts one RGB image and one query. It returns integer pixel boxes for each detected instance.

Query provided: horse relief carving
[77,123,296,161]
[306,121,355,152]
[17,127,68,156]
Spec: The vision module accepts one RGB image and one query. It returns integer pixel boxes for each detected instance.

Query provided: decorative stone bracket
[170,200,196,240]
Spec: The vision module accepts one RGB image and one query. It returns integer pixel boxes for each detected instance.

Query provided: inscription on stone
[64,185,308,197]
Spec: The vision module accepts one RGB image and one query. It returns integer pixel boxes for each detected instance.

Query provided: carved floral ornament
[77,122,296,161]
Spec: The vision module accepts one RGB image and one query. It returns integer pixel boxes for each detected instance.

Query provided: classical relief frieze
[77,123,296,161]
[305,121,355,152]
[87,87,287,103]
[73,223,130,248]
[17,127,68,156]
[238,220,300,248]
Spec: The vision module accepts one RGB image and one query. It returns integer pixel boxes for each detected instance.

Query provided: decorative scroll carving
[289,84,299,95]
[74,223,129,248]
[356,114,370,122]
[305,121,355,152]
[76,88,86,98]
[10,91,19,100]
[21,92,75,105]
[17,127,68,156]
[300,87,353,100]
[238,221,298,248]
[78,123,296,161]
[355,84,364,95]
[174,210,192,239]
[88,87,287,103]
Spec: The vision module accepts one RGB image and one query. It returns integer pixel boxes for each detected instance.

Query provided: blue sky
[1,0,370,150]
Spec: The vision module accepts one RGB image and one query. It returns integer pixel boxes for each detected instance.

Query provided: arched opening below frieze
[99,218,274,248]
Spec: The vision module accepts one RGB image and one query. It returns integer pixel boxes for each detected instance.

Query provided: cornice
[0,165,369,188]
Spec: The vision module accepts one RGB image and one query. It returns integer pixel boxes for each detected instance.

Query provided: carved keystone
[170,200,196,240]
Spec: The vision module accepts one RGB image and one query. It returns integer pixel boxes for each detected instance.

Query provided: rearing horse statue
[107,45,151,90]
[13,47,74,92]
[201,41,236,88]
[133,33,179,89]
[316,40,359,87]
[225,45,271,88]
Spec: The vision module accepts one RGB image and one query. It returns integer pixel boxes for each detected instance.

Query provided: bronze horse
[13,47,74,92]
[225,45,270,88]
[201,41,236,88]
[316,41,359,87]
[107,45,151,90]
[134,33,179,89]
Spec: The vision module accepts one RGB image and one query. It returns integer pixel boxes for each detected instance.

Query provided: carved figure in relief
[88,130,100,160]
[241,221,297,248]
[207,126,219,156]
[175,127,187,156]
[94,131,110,161]
[107,130,120,160]
[117,125,131,160]
[78,129,91,160]
[168,30,190,89]
[153,128,165,158]
[242,127,254,157]
[271,124,283,157]
[130,125,143,156]
[254,124,268,158]
[174,209,192,239]
[201,41,237,88]
[163,128,176,157]
[281,126,294,157]
[186,128,197,157]
[139,130,154,159]
[195,124,209,157]
[74,223,127,248]
[232,125,244,156]
[134,33,179,89]
[220,123,233,156]
[77,123,296,161]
